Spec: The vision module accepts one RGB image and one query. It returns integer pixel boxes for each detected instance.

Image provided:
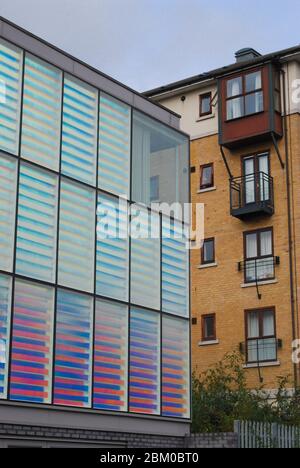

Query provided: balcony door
[243,152,270,205]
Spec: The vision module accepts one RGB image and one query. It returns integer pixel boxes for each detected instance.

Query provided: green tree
[192,352,300,433]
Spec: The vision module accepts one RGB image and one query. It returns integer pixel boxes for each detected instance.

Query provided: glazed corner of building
[0,16,191,440]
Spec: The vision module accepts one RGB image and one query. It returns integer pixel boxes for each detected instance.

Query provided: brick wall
[190,127,297,390]
[186,433,238,449]
[0,423,183,448]
[0,423,238,448]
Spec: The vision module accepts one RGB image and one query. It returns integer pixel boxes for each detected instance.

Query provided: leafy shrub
[192,352,300,433]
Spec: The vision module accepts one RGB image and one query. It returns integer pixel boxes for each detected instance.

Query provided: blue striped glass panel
[96,193,129,301]
[93,299,128,412]
[0,274,12,399]
[58,179,95,292]
[61,75,98,185]
[162,219,189,317]
[162,316,190,419]
[129,308,160,415]
[130,207,160,310]
[98,93,130,197]
[21,54,62,170]
[10,280,54,404]
[54,289,93,408]
[0,153,17,272]
[0,39,23,155]
[16,163,58,283]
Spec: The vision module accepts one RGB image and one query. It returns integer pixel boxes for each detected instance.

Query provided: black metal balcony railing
[239,338,282,364]
[230,172,274,219]
[238,256,280,284]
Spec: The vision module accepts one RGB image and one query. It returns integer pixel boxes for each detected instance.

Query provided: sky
[1,0,300,92]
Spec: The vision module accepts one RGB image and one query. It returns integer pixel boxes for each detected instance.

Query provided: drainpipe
[281,67,298,388]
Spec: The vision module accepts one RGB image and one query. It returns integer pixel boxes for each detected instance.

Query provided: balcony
[239,338,282,364]
[230,172,274,219]
[238,256,280,284]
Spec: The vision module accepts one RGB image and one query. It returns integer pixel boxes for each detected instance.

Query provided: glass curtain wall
[0,38,190,420]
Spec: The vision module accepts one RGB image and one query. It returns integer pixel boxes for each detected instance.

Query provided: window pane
[200,94,211,115]
[0,39,23,155]
[61,75,98,185]
[256,257,274,281]
[10,280,54,404]
[258,338,276,362]
[0,274,12,399]
[227,97,244,120]
[248,338,276,363]
[58,180,95,292]
[54,289,93,408]
[247,311,259,338]
[260,230,272,256]
[245,260,257,282]
[96,193,129,301]
[16,163,58,282]
[201,165,213,188]
[246,233,257,258]
[245,91,263,115]
[275,91,281,113]
[244,158,255,204]
[130,207,161,310]
[245,71,262,93]
[162,316,190,419]
[129,308,160,415]
[132,110,189,210]
[150,175,159,202]
[247,340,258,362]
[0,153,17,272]
[227,77,242,97]
[98,93,131,198]
[204,316,215,339]
[162,219,189,317]
[263,310,275,337]
[258,154,270,201]
[203,239,214,263]
[93,299,128,412]
[21,54,62,170]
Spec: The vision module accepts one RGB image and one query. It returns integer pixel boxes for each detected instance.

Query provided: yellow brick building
[145,47,300,391]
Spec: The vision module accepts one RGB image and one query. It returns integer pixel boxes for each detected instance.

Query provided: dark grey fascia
[0,402,190,437]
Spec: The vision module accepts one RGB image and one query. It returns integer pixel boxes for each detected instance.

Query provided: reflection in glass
[132,111,189,211]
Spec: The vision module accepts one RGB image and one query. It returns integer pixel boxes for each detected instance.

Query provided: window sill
[198,262,218,270]
[196,113,215,122]
[241,279,278,288]
[197,186,217,194]
[243,361,280,369]
[199,339,219,347]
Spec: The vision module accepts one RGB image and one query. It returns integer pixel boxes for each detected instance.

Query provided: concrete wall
[157,83,218,140]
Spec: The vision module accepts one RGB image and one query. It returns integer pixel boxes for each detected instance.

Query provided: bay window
[226,70,264,121]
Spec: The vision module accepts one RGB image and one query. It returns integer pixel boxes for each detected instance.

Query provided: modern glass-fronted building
[0,17,190,445]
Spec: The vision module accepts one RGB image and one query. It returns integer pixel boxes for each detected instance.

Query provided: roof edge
[144,43,300,98]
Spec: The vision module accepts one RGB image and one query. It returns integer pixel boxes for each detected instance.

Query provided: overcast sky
[1,0,300,92]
